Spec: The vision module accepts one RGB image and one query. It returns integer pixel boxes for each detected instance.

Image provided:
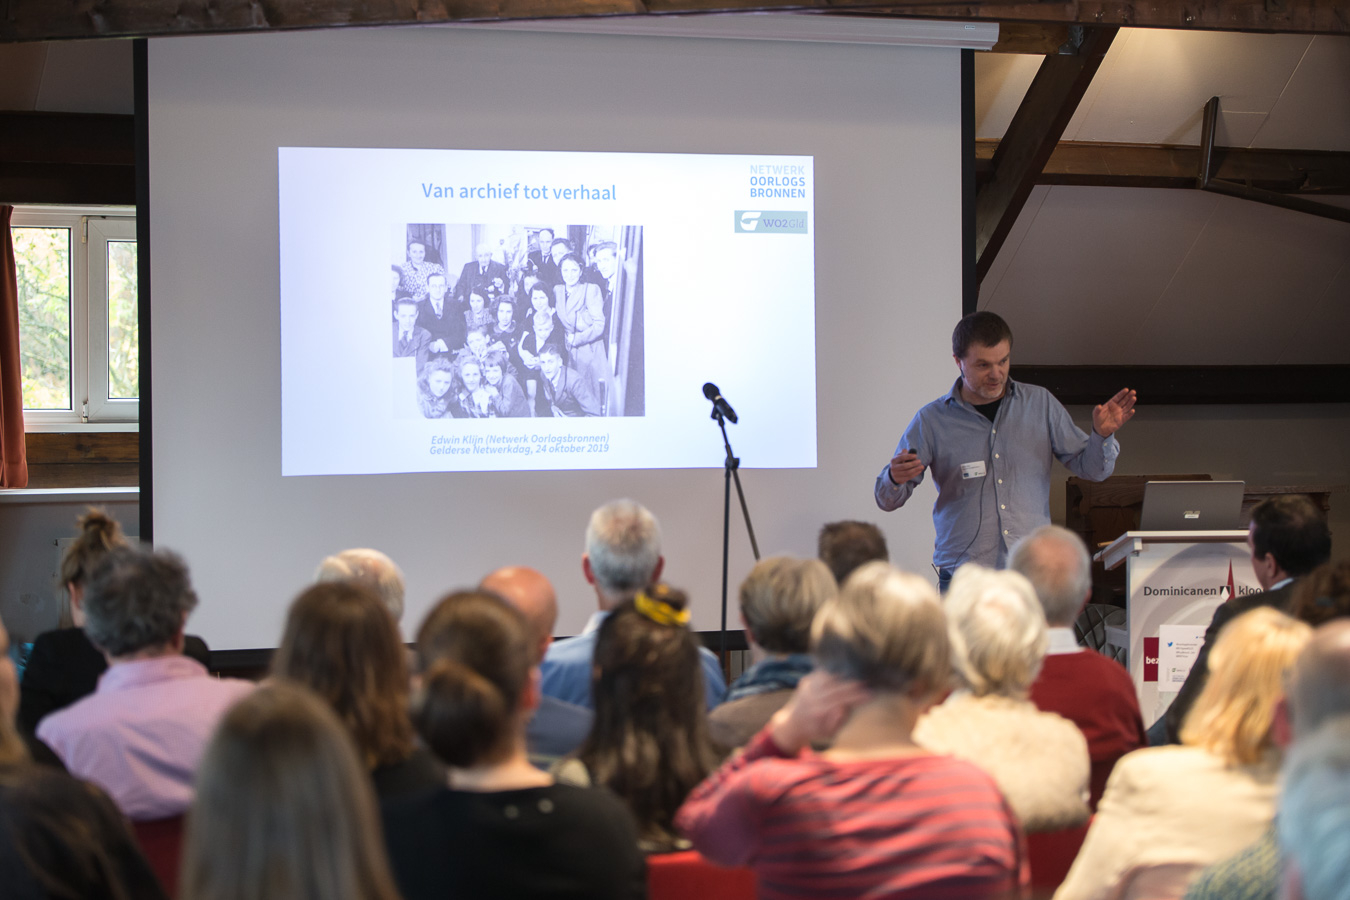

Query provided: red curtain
[0,206,29,487]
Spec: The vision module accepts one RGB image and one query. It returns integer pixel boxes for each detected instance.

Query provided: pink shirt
[37,655,254,821]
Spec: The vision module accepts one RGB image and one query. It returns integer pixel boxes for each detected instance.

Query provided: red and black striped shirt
[676,728,1027,900]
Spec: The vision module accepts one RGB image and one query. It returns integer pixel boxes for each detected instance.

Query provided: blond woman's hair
[812,561,949,697]
[1181,606,1312,765]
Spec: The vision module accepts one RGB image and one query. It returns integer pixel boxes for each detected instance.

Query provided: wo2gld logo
[734,210,808,234]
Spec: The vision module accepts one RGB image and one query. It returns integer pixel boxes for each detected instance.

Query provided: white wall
[0,490,139,644]
[147,26,964,648]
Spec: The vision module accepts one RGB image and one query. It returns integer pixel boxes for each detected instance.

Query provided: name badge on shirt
[961,460,987,480]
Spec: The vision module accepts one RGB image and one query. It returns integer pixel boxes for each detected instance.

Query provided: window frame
[12,205,139,431]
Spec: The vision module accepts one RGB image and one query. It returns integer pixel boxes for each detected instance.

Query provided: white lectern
[1096,531,1256,725]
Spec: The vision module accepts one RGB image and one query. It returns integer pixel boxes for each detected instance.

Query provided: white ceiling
[980,186,1350,364]
[976,30,1350,365]
[976,31,1350,150]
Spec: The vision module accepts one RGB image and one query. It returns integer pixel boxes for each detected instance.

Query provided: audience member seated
[37,547,254,820]
[541,499,726,710]
[1160,495,1330,744]
[555,585,722,852]
[1289,560,1350,626]
[271,582,444,800]
[479,567,592,768]
[676,562,1026,899]
[313,547,407,623]
[383,590,645,900]
[19,508,209,735]
[1011,525,1146,807]
[914,565,1091,833]
[1184,619,1350,900]
[1054,607,1311,900]
[179,683,403,900]
[1,610,166,900]
[1276,716,1350,900]
[816,520,888,584]
[709,557,835,750]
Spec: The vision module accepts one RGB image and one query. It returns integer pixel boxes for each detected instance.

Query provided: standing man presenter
[875,312,1136,590]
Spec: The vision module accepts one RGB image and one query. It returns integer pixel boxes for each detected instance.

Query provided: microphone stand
[712,408,761,668]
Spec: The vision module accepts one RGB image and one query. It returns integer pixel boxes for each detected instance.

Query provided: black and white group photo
[390,223,645,419]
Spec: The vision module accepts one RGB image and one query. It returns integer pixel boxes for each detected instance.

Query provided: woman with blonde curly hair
[913,564,1091,833]
[1054,606,1312,900]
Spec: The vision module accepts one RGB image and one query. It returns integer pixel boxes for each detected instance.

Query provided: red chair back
[1027,820,1091,893]
[648,849,756,900]
[131,815,186,899]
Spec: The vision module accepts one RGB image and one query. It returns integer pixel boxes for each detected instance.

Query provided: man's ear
[582,554,596,586]
[651,556,665,584]
[522,667,542,715]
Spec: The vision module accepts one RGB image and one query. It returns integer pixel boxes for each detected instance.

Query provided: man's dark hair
[1251,494,1332,578]
[83,546,199,657]
[817,521,889,584]
[952,311,1014,359]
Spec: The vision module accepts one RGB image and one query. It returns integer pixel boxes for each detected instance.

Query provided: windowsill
[23,422,139,433]
[0,486,139,504]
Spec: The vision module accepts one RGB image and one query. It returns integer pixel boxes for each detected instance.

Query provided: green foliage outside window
[108,241,139,399]
[13,227,72,410]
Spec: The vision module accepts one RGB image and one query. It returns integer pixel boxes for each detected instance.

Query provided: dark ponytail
[414,660,513,767]
[413,590,534,769]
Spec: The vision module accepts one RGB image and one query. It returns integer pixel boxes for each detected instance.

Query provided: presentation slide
[278,147,817,476]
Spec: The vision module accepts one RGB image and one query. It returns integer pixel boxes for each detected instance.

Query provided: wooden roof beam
[2,0,1346,43]
[974,140,1350,195]
[0,112,136,205]
[1196,95,1350,224]
[846,1,1349,35]
[974,25,1116,282]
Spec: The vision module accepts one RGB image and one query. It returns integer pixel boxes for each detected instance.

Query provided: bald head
[1289,620,1350,741]
[1007,525,1092,627]
[480,566,557,664]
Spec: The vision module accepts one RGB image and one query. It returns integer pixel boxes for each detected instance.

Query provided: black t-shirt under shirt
[381,782,646,900]
[973,396,1002,424]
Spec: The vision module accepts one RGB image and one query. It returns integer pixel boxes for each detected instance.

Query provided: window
[11,206,138,429]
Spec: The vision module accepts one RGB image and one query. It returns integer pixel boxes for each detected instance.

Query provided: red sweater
[675,728,1027,900]
[1029,650,1146,807]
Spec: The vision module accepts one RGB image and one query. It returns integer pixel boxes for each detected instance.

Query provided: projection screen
[147,23,964,650]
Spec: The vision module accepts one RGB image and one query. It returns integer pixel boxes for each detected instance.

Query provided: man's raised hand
[1093,388,1137,437]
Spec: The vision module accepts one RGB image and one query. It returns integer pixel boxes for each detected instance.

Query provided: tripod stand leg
[720,464,732,666]
[730,466,761,562]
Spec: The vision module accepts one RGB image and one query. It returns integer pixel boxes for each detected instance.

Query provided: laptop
[1139,481,1246,532]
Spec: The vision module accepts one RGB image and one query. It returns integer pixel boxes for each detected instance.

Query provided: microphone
[703,382,738,424]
